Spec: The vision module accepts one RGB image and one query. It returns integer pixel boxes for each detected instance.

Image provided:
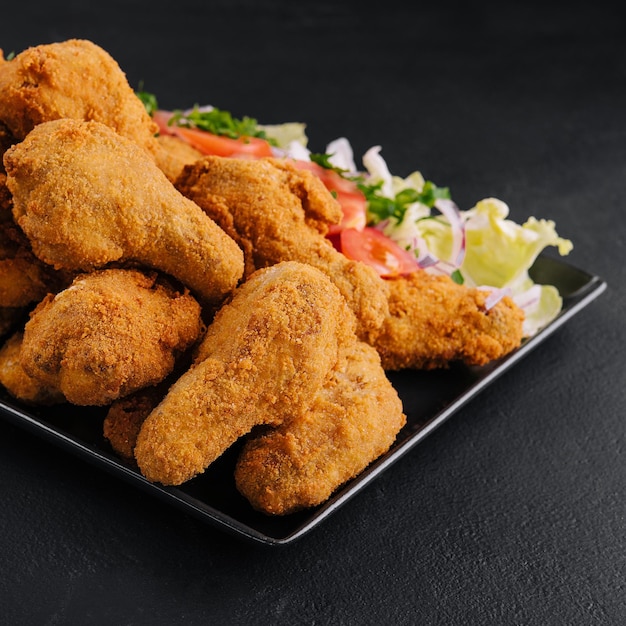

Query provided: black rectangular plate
[0,255,607,546]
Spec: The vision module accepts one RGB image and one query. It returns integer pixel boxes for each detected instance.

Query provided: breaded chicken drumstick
[3,119,245,308]
[19,268,204,406]
[0,39,159,157]
[175,155,390,341]
[134,261,356,486]
[235,340,406,515]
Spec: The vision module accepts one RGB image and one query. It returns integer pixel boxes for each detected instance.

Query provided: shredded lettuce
[259,122,308,150]
[271,130,573,337]
[359,156,573,337]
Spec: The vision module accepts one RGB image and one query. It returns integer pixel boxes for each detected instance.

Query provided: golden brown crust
[4,118,245,308]
[0,331,65,405]
[154,134,203,183]
[0,219,72,308]
[104,386,166,460]
[0,39,159,156]
[235,341,406,515]
[19,268,204,406]
[373,271,525,370]
[175,155,390,341]
[134,261,357,486]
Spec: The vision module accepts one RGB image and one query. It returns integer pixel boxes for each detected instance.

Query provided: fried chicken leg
[175,155,390,341]
[4,118,244,308]
[0,39,159,156]
[0,331,65,405]
[19,269,204,406]
[235,340,406,515]
[134,261,356,486]
[373,271,525,370]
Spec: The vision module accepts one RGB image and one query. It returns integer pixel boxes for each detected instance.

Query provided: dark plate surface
[0,255,606,546]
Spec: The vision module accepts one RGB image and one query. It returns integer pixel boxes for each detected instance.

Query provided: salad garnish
[138,90,573,337]
[170,105,276,144]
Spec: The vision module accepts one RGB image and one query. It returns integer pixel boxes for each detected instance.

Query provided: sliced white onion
[434,198,466,267]
[326,137,357,173]
[480,286,512,310]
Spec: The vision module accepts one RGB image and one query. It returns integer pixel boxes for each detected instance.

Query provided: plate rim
[0,255,607,546]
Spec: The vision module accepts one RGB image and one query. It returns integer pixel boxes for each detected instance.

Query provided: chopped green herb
[5,51,15,61]
[450,269,465,284]
[309,152,351,176]
[135,88,158,116]
[171,106,276,144]
[360,179,451,225]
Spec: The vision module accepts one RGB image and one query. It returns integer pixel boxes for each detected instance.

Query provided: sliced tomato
[339,227,420,277]
[172,126,273,158]
[327,191,367,235]
[153,109,176,135]
[292,160,367,234]
[152,110,273,157]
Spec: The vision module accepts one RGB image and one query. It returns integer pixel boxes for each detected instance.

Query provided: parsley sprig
[171,106,276,144]
[310,152,451,225]
[136,88,158,116]
[362,180,451,224]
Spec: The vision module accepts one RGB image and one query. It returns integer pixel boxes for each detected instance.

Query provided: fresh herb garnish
[309,152,350,176]
[135,88,158,116]
[5,51,15,61]
[450,269,465,285]
[171,106,276,144]
[361,180,451,225]
[309,151,451,226]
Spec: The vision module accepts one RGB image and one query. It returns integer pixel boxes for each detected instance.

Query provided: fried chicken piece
[0,331,65,405]
[235,340,406,515]
[154,134,203,183]
[103,353,194,460]
[0,40,159,156]
[0,220,71,308]
[104,385,166,460]
[19,268,204,406]
[134,261,356,486]
[175,155,390,341]
[372,271,525,370]
[4,118,245,308]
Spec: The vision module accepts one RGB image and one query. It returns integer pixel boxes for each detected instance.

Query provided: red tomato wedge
[327,191,367,235]
[153,110,176,135]
[292,160,368,234]
[152,109,273,158]
[339,227,420,277]
[172,126,273,158]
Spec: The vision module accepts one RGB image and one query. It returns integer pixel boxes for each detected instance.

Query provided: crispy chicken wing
[175,155,524,368]
[0,331,65,405]
[4,118,245,308]
[0,40,159,156]
[235,340,406,515]
[104,385,167,460]
[134,261,356,486]
[0,220,71,308]
[19,268,204,406]
[175,155,390,341]
[373,271,525,370]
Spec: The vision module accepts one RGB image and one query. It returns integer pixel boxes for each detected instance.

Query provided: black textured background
[1,2,624,624]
